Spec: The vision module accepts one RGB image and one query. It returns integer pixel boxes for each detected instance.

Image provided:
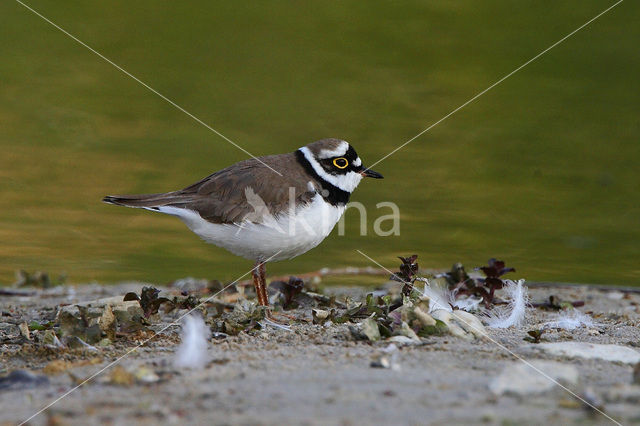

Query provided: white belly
[155,195,345,262]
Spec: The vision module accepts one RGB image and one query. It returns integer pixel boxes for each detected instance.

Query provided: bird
[103,138,383,310]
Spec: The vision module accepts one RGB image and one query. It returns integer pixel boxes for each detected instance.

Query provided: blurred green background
[1,1,638,286]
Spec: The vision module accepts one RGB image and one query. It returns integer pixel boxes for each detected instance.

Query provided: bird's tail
[102,192,192,209]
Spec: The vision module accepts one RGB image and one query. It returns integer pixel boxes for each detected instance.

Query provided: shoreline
[1,280,639,425]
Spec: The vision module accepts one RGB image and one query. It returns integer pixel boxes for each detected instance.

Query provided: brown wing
[103,153,318,224]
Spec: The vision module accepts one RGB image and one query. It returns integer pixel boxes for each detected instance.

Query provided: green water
[1,1,638,286]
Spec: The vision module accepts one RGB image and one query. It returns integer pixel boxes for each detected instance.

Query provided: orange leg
[253,261,295,324]
[252,260,269,307]
[259,261,267,302]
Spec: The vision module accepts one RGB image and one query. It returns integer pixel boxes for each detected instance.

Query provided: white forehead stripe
[353,157,362,167]
[299,147,363,193]
[317,141,349,159]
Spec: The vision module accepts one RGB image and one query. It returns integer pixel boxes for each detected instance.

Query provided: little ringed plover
[103,138,383,308]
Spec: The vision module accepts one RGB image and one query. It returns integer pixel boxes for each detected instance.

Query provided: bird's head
[298,138,383,193]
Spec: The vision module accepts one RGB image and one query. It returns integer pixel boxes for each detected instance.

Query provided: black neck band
[295,150,351,206]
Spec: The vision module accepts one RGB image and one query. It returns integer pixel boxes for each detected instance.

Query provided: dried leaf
[99,305,116,341]
[18,322,30,340]
[361,317,381,341]
[312,308,332,325]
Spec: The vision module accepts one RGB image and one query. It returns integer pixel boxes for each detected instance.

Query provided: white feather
[421,280,453,313]
[452,295,483,312]
[173,314,210,369]
[486,279,529,328]
[421,280,482,313]
[543,309,597,330]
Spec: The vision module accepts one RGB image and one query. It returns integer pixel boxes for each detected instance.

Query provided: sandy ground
[1,280,640,426]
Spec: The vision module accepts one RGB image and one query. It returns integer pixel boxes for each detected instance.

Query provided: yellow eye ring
[333,157,349,169]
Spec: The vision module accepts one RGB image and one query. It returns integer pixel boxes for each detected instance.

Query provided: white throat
[299,146,363,193]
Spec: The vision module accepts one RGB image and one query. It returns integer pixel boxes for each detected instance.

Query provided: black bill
[360,168,383,179]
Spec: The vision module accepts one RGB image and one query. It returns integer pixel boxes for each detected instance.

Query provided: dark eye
[333,157,348,169]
